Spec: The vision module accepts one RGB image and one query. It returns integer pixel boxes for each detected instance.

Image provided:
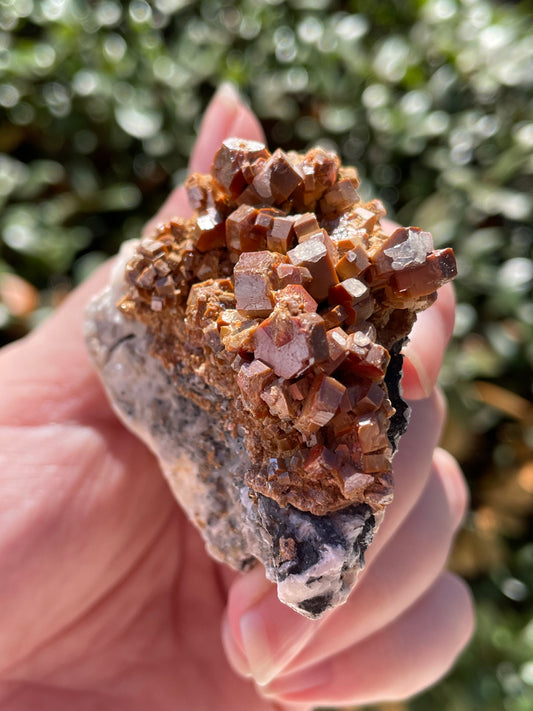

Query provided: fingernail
[403,346,433,399]
[214,80,241,109]
[264,661,332,699]
[240,604,317,686]
[221,615,252,678]
[434,447,469,529]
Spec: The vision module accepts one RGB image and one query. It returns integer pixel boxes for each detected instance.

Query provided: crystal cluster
[118,138,456,517]
[86,138,456,617]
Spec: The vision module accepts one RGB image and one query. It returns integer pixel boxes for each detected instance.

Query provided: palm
[0,297,275,711]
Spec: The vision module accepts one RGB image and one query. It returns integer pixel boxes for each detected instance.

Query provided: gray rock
[85,241,389,619]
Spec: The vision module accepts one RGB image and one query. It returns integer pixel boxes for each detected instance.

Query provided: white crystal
[384,228,433,269]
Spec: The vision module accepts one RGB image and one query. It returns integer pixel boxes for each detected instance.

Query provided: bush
[1,1,532,708]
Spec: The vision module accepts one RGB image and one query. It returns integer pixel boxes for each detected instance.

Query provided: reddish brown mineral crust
[278,536,297,562]
[335,245,371,280]
[390,248,457,298]
[211,137,270,198]
[329,279,373,325]
[118,138,457,517]
[275,263,312,289]
[233,251,286,317]
[296,373,346,434]
[320,178,359,214]
[226,204,262,253]
[287,237,339,302]
[195,208,226,252]
[268,216,296,254]
[293,212,320,239]
[254,310,329,380]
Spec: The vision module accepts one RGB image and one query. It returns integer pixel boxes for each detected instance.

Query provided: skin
[0,86,474,711]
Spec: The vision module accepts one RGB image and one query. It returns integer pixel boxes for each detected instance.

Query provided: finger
[401,281,456,399]
[280,449,469,673]
[223,440,464,684]
[0,260,115,425]
[224,566,322,686]
[223,389,447,685]
[263,572,474,706]
[143,83,265,234]
[369,387,447,559]
[222,613,253,679]
[433,446,470,529]
[189,83,265,174]
[222,609,323,711]
[380,217,400,235]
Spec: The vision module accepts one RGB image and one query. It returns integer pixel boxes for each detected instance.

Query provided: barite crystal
[85,138,457,618]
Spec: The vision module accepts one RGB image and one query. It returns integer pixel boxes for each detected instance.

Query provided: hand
[0,85,473,711]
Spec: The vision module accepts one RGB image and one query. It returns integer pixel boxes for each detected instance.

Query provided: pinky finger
[263,572,474,707]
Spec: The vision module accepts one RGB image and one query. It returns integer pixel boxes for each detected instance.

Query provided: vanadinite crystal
[86,137,457,618]
[117,138,456,515]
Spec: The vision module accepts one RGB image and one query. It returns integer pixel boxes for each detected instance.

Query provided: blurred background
[1,0,532,708]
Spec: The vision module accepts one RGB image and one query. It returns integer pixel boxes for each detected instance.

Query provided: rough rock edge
[85,241,392,618]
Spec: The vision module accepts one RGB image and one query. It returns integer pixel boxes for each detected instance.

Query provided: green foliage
[1,0,532,708]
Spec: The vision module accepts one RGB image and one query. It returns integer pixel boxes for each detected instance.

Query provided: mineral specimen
[85,138,457,618]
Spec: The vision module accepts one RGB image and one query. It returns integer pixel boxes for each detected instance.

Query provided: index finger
[401,282,455,399]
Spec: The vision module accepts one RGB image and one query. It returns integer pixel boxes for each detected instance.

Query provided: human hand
[0,85,473,711]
